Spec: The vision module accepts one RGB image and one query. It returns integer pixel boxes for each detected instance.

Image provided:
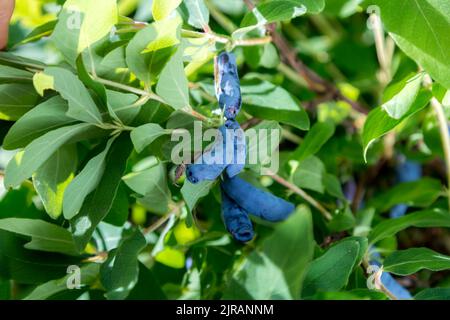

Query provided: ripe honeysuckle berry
[186,122,244,183]
[389,158,422,219]
[395,159,422,183]
[221,187,254,242]
[221,175,295,222]
[222,119,246,178]
[216,52,242,120]
[185,161,225,184]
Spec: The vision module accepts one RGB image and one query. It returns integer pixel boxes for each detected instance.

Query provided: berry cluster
[186,52,295,242]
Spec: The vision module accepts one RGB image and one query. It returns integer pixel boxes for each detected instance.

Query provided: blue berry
[221,187,254,242]
[221,175,295,222]
[216,52,242,120]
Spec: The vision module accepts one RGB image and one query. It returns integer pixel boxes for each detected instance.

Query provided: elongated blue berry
[223,119,246,178]
[215,52,242,120]
[186,162,226,184]
[221,187,254,242]
[221,175,295,222]
[186,121,246,183]
[389,159,422,218]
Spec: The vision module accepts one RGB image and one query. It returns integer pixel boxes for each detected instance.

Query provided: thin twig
[426,87,450,209]
[181,29,229,44]
[83,251,108,263]
[205,0,237,34]
[266,170,333,221]
[143,201,185,234]
[233,36,272,47]
[243,0,367,114]
[370,13,392,86]
[241,117,262,130]
[126,20,269,48]
[281,129,303,144]
[424,74,450,208]
[94,76,165,103]
[277,62,309,88]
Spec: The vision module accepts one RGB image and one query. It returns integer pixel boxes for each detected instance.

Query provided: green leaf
[126,16,181,85]
[63,137,115,220]
[236,0,323,38]
[327,207,356,232]
[0,84,39,121]
[182,0,210,29]
[381,73,424,119]
[0,52,45,70]
[33,145,78,219]
[3,96,75,150]
[106,90,143,125]
[34,67,103,124]
[291,121,335,161]
[76,55,108,111]
[241,78,309,130]
[293,156,325,193]
[104,184,130,227]
[181,180,215,227]
[4,123,97,189]
[224,206,315,299]
[0,65,33,84]
[24,263,100,300]
[98,45,128,75]
[384,248,450,276]
[324,0,363,18]
[70,134,132,252]
[0,230,79,284]
[100,228,147,300]
[166,110,198,129]
[130,123,169,153]
[0,218,78,256]
[302,240,360,297]
[152,0,182,21]
[127,263,167,300]
[17,20,57,46]
[337,236,368,269]
[369,178,442,212]
[369,209,450,245]
[123,163,171,215]
[156,46,189,110]
[362,90,432,161]
[324,173,345,200]
[276,0,325,14]
[373,0,450,89]
[245,120,281,170]
[415,288,450,300]
[240,0,311,28]
[51,0,118,65]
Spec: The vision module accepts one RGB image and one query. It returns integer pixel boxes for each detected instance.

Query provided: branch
[266,170,333,221]
[424,75,450,209]
[243,0,367,114]
[125,21,271,48]
[369,13,393,86]
[143,201,184,234]
[94,76,165,103]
